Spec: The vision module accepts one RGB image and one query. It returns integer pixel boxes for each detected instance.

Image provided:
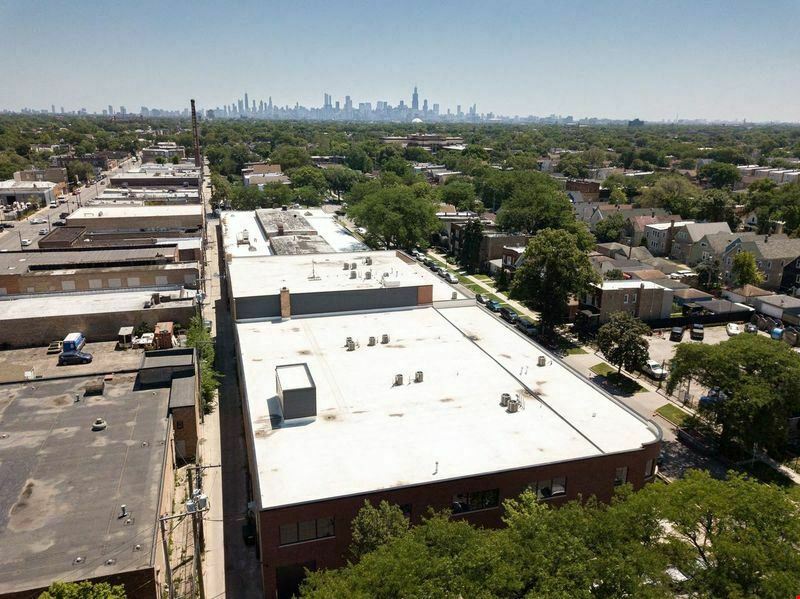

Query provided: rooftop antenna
[308,259,320,281]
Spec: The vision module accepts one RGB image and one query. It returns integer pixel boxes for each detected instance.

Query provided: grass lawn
[655,403,690,426]
[590,363,646,394]
[565,346,588,355]
[473,274,493,282]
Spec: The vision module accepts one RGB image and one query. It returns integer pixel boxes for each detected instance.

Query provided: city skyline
[3,0,800,122]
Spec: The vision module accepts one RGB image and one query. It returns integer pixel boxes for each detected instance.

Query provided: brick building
[580,280,674,324]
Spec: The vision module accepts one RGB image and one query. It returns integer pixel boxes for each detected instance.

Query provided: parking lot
[647,323,736,365]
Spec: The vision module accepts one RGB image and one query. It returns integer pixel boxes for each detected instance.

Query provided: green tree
[667,334,800,454]
[229,185,264,210]
[698,161,742,189]
[350,500,410,560]
[210,172,231,208]
[66,160,94,184]
[323,166,360,199]
[510,228,600,332]
[38,581,126,598]
[349,185,438,250]
[594,212,626,243]
[458,219,483,273]
[495,172,579,237]
[697,189,738,229]
[270,145,311,170]
[170,154,180,164]
[294,185,324,206]
[185,315,220,414]
[289,166,328,192]
[695,257,723,291]
[440,179,478,212]
[639,175,701,217]
[596,312,650,374]
[262,183,292,207]
[604,268,625,280]
[345,146,374,173]
[731,250,764,287]
[609,186,627,205]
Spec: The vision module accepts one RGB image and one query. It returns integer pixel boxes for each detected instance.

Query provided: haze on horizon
[2,0,799,123]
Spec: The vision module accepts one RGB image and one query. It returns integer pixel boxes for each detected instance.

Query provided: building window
[532,477,567,500]
[796,274,800,285]
[108,278,122,288]
[645,459,655,479]
[61,280,76,291]
[155,275,169,286]
[279,517,335,546]
[623,293,629,304]
[631,293,637,303]
[127,277,141,287]
[796,258,800,268]
[89,279,102,289]
[452,489,500,514]
[400,503,413,518]
[614,466,628,486]
[176,420,184,430]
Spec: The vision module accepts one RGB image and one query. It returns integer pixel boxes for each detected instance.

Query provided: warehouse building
[66,205,204,232]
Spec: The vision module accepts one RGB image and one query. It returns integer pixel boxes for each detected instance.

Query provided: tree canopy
[301,471,800,599]
[349,185,438,250]
[510,228,599,331]
[731,251,764,287]
[596,312,651,374]
[667,334,800,454]
[38,581,126,599]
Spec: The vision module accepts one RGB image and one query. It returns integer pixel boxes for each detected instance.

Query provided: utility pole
[188,473,205,599]
[159,514,176,599]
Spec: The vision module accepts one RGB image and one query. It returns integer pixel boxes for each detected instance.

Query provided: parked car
[29,217,46,224]
[771,325,785,340]
[642,359,666,380]
[48,201,57,208]
[59,212,69,219]
[58,351,93,366]
[445,272,459,284]
[690,323,705,341]
[726,323,741,336]
[57,195,67,203]
[437,268,448,278]
[485,300,501,312]
[52,219,66,226]
[0,222,14,229]
[475,293,486,304]
[744,322,758,334]
[38,228,49,235]
[20,238,32,246]
[499,306,518,323]
[669,326,685,342]
[516,318,538,336]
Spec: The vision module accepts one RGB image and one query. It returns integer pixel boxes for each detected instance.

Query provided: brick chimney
[280,287,291,318]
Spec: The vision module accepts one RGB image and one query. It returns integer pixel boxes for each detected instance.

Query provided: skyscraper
[244,92,249,114]
[108,104,113,115]
[412,86,419,111]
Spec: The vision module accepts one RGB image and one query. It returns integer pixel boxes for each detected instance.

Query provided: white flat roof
[646,221,694,231]
[228,250,464,301]
[237,305,659,510]
[0,180,56,190]
[0,289,194,319]
[67,205,202,219]
[221,211,274,257]
[221,208,367,258]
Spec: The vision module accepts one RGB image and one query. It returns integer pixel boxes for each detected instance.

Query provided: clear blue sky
[3,0,799,121]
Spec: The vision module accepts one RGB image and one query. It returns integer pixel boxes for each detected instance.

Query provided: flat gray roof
[0,289,195,319]
[0,248,177,273]
[237,305,659,510]
[0,373,170,593]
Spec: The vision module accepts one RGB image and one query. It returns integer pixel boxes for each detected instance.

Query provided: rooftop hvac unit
[451,292,457,300]
[365,256,373,265]
[394,373,404,386]
[381,333,390,344]
[414,371,424,383]
[537,355,546,367]
[350,262,357,270]
[343,262,350,270]
[365,271,372,280]
[368,336,376,346]
[500,393,511,407]
[507,398,520,413]
[350,270,357,279]
[346,339,356,351]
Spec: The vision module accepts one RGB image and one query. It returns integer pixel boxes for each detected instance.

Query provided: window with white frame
[531,477,567,500]
[645,459,655,479]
